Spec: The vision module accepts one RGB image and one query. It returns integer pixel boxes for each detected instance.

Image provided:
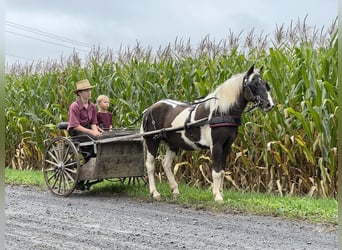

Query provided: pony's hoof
[215,199,224,204]
[152,193,161,201]
[214,195,224,203]
[172,192,180,199]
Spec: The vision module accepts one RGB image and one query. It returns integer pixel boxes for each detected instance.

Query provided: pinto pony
[141,65,274,202]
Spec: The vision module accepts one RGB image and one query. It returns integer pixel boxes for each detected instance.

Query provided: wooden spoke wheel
[43,136,80,196]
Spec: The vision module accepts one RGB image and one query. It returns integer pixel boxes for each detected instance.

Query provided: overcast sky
[5,0,338,66]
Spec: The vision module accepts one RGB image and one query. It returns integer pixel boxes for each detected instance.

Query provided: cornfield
[5,18,338,198]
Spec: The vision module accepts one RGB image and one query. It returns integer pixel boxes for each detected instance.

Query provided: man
[67,79,101,190]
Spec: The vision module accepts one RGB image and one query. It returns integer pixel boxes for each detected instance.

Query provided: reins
[188,96,218,105]
[128,113,144,127]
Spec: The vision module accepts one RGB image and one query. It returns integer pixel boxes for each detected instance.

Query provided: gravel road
[5,185,337,250]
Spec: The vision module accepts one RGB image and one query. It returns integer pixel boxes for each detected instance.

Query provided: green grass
[5,168,337,224]
[5,168,46,187]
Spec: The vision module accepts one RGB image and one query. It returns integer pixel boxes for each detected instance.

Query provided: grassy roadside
[5,168,337,224]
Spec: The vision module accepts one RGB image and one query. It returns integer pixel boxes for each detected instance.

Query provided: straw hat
[74,79,94,93]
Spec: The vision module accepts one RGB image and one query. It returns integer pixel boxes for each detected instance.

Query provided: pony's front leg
[211,137,232,203]
[146,152,161,200]
[212,170,225,203]
[211,146,225,203]
[163,147,179,198]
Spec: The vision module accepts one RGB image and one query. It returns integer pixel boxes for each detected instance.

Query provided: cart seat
[57,122,68,130]
[57,121,96,144]
[56,121,96,161]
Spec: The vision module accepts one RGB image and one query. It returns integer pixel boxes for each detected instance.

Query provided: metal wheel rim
[43,136,80,196]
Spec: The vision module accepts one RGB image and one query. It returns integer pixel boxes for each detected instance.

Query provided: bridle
[245,95,262,112]
[242,75,264,112]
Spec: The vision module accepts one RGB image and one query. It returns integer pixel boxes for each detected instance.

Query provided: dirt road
[5,185,337,249]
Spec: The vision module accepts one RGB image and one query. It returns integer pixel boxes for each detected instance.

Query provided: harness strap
[185,115,242,129]
[153,128,167,141]
[184,105,197,129]
[209,116,241,127]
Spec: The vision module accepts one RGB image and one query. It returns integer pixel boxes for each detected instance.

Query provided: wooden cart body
[79,138,144,181]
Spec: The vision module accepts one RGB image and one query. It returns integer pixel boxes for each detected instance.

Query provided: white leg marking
[163,147,179,197]
[219,172,224,196]
[146,152,160,200]
[212,170,225,203]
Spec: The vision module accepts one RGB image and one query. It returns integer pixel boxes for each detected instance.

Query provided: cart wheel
[43,136,80,196]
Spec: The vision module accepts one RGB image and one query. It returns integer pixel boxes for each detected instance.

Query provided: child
[96,95,113,131]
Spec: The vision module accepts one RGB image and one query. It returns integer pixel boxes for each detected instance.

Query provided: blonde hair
[96,95,109,105]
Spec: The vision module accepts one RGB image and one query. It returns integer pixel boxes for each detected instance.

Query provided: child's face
[99,98,110,110]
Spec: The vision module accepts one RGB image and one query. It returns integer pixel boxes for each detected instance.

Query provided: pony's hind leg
[146,151,161,200]
[162,147,179,198]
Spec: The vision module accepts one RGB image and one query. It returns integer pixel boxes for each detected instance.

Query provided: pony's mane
[205,73,245,115]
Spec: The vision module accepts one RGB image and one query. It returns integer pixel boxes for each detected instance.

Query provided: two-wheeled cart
[43,122,145,196]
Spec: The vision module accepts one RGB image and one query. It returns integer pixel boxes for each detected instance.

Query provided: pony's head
[243,65,274,112]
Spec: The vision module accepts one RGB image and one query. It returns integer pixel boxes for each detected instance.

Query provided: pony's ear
[259,66,264,73]
[246,64,255,76]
